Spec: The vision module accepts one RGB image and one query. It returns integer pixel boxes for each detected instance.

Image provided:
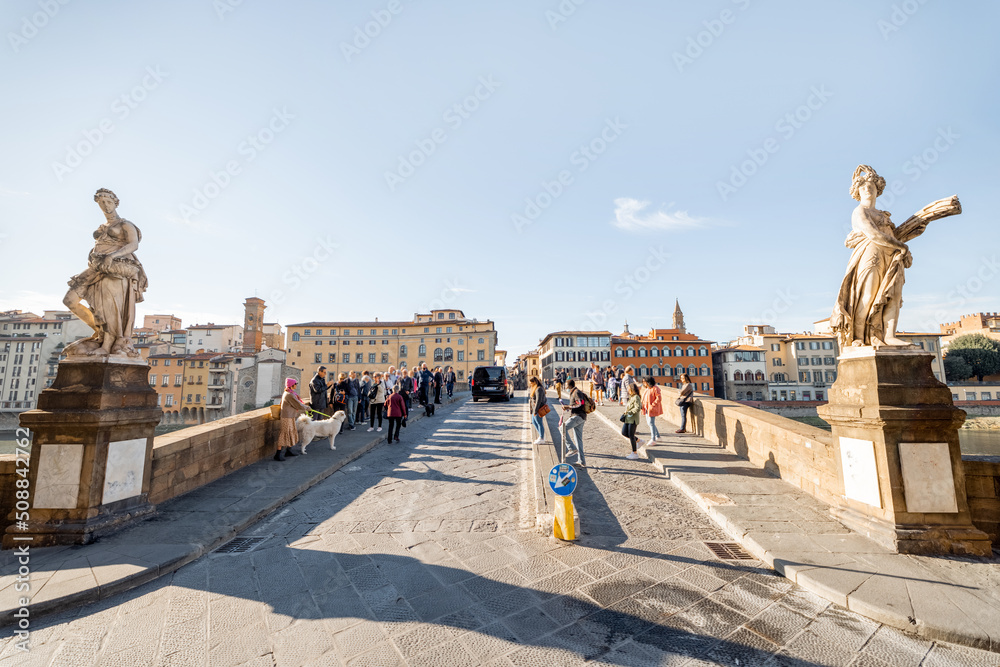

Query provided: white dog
[295,411,347,454]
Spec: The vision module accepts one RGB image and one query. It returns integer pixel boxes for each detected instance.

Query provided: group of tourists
[528,365,697,469]
[273,364,459,459]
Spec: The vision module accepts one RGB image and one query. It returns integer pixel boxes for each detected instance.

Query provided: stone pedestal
[817,348,991,556]
[3,358,161,549]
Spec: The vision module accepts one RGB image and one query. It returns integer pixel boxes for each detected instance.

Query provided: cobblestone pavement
[2,394,998,666]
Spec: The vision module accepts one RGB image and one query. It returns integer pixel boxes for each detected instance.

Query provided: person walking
[367,372,386,432]
[444,366,456,398]
[622,382,642,459]
[357,371,372,425]
[528,376,548,445]
[384,366,398,393]
[385,384,408,443]
[553,376,563,401]
[331,372,349,423]
[641,376,663,449]
[676,373,696,434]
[399,368,414,411]
[593,366,605,406]
[419,363,433,406]
[309,366,329,416]
[345,370,360,430]
[560,379,592,469]
[619,365,637,406]
[433,366,443,404]
[275,378,307,461]
[606,371,618,403]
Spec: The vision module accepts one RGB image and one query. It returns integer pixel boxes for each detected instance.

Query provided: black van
[471,366,510,402]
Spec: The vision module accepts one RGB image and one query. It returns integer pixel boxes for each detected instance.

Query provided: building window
[165,395,174,407]
[343,353,350,363]
[434,348,444,362]
[292,332,300,341]
[381,353,389,363]
[150,374,157,385]
[367,353,375,363]
[799,372,810,382]
[816,391,824,401]
[649,347,659,357]
[458,351,464,361]
[614,349,623,357]
[399,345,408,357]
[733,371,743,381]
[626,348,635,358]
[419,344,426,356]
[477,350,485,361]
[315,340,323,346]
[981,392,992,400]
[328,353,335,363]
[444,348,454,361]
[701,382,709,391]
[449,313,456,319]
[638,348,647,357]
[355,353,363,363]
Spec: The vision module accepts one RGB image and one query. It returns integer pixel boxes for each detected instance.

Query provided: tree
[946,334,1000,382]
[944,354,973,382]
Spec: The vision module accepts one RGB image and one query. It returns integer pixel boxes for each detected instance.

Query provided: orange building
[147,353,187,424]
[608,304,715,395]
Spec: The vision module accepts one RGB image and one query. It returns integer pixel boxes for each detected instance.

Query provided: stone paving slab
[0,392,470,626]
[589,398,1000,653]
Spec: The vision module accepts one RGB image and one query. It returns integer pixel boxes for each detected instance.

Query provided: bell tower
[242,297,266,354]
[672,299,686,333]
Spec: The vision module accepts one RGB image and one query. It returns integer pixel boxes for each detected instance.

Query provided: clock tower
[242,297,266,354]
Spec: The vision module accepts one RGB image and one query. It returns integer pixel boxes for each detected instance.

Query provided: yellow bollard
[553,494,576,541]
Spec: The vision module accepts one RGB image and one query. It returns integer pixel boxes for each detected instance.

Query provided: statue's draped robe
[831,210,904,347]
[67,220,148,351]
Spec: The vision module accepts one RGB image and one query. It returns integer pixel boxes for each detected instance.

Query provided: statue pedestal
[817,348,991,556]
[3,358,160,549]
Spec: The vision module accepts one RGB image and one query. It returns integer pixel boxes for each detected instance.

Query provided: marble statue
[831,165,961,349]
[62,189,148,358]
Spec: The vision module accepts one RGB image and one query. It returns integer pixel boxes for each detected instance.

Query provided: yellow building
[285,309,498,383]
[181,351,214,423]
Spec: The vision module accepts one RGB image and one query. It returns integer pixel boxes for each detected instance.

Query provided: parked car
[471,366,510,402]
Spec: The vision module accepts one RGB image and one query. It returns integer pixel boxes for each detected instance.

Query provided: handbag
[619,413,626,423]
[621,422,630,436]
[537,403,551,418]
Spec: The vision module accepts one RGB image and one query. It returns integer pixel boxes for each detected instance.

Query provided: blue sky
[2,1,998,356]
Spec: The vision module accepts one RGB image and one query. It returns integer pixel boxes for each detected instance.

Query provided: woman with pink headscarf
[276,377,307,461]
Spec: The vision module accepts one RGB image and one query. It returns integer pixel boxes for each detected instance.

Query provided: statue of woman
[831,165,960,349]
[63,188,148,358]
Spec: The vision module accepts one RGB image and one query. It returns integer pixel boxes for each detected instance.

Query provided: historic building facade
[285,309,497,383]
[537,332,612,382]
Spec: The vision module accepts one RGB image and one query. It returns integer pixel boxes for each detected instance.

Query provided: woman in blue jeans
[528,377,548,444]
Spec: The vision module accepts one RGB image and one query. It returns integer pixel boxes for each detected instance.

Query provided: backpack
[579,390,596,414]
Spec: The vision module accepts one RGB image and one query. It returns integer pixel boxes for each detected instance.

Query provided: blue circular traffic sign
[548,463,578,497]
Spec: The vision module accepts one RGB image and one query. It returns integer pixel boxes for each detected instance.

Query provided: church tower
[672,299,686,333]
[242,297,266,354]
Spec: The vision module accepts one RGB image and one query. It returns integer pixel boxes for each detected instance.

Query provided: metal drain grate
[705,542,755,560]
[215,536,270,554]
